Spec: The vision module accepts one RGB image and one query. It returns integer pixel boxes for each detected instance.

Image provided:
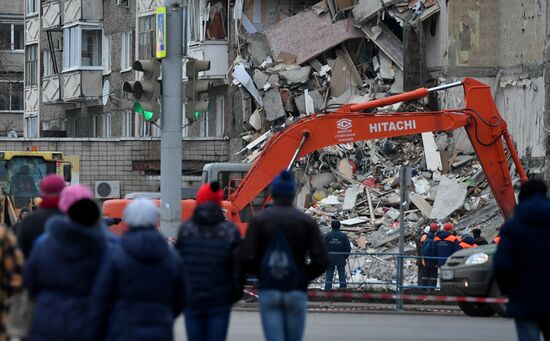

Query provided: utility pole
[397,165,411,310]
[160,0,183,238]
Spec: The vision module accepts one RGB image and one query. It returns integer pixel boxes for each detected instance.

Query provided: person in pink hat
[23,184,108,341]
[17,174,66,258]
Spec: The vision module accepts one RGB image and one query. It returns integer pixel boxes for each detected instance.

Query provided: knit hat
[271,170,296,199]
[423,226,430,234]
[59,185,93,213]
[443,222,454,231]
[123,199,159,228]
[68,199,100,226]
[39,174,66,198]
[429,223,439,232]
[331,220,341,230]
[196,182,223,206]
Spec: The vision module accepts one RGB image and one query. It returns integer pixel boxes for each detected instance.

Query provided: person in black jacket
[494,179,550,340]
[472,228,488,245]
[17,174,66,258]
[241,170,328,341]
[323,220,351,290]
[23,185,107,341]
[175,182,243,341]
[89,199,184,341]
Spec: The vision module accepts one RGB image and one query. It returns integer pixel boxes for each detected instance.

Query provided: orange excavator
[103,78,527,235]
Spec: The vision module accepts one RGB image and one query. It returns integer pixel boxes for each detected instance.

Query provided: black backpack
[259,229,299,291]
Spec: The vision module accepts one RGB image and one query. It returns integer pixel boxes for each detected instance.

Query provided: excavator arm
[229,78,527,220]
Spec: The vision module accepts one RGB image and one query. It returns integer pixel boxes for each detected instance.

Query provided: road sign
[156,7,167,59]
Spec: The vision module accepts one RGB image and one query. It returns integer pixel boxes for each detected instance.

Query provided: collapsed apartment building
[225,0,548,284]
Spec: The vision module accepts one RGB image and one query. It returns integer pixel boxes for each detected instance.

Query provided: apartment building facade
[23,0,229,139]
[0,1,24,137]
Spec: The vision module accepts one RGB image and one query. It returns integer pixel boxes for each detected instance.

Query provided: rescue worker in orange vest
[417,223,439,286]
[458,232,478,249]
[421,223,440,287]
[492,235,501,245]
[434,223,461,266]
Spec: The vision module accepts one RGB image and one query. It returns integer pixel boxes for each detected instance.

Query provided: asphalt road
[174,311,516,341]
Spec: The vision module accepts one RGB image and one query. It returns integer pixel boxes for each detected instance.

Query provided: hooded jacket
[494,195,550,318]
[241,202,329,291]
[434,231,461,266]
[23,215,106,341]
[459,235,477,249]
[88,227,184,341]
[17,203,62,258]
[175,202,243,310]
[323,229,351,262]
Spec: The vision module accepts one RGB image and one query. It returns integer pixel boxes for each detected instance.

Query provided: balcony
[62,70,101,104]
[43,0,61,30]
[187,40,229,82]
[63,0,103,25]
[42,75,61,103]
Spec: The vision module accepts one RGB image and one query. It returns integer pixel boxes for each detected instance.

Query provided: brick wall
[0,137,229,196]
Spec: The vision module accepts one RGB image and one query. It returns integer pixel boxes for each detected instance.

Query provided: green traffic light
[195,112,200,120]
[134,102,155,121]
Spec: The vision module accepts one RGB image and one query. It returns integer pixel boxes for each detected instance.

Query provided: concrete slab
[263,89,286,121]
[343,184,363,210]
[253,69,269,90]
[430,176,468,220]
[279,66,312,84]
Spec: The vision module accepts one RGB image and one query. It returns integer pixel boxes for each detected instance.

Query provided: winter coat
[323,230,351,263]
[474,236,488,245]
[175,202,244,310]
[0,226,24,341]
[241,202,329,291]
[422,232,438,267]
[23,216,106,341]
[88,227,184,341]
[17,207,62,258]
[494,195,550,318]
[459,236,477,249]
[434,231,461,266]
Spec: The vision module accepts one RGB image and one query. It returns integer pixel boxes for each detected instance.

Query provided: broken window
[188,0,227,42]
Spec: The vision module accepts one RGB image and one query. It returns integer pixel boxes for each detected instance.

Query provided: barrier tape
[243,289,508,304]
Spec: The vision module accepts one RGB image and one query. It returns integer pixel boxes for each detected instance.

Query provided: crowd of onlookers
[0,172,549,341]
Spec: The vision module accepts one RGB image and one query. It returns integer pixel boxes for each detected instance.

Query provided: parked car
[439,244,506,317]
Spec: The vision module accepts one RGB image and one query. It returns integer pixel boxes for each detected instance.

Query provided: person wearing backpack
[175,182,244,341]
[241,170,329,341]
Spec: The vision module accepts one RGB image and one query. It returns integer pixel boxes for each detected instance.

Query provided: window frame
[62,23,104,72]
[0,80,24,112]
[122,110,133,137]
[138,15,155,59]
[0,23,24,52]
[120,31,132,72]
[102,34,111,75]
[43,49,54,77]
[26,0,38,15]
[25,44,38,86]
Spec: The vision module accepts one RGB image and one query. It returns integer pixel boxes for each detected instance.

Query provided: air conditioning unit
[94,181,121,199]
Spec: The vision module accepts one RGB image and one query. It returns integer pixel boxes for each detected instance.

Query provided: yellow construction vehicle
[0,151,79,225]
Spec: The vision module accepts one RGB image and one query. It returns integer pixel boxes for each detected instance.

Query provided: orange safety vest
[420,234,427,245]
[493,236,501,244]
[435,234,458,243]
[459,241,477,249]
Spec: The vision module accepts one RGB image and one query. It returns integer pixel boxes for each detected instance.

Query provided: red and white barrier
[243,289,508,304]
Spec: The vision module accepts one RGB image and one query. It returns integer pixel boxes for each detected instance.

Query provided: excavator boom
[229,78,527,220]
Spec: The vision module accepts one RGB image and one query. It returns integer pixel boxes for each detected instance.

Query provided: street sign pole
[159,0,183,238]
[397,165,412,310]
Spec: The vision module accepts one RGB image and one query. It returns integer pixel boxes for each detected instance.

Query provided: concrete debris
[430,176,468,220]
[231,0,521,290]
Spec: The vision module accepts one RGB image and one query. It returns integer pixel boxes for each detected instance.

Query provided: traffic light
[122,59,161,122]
[185,58,212,122]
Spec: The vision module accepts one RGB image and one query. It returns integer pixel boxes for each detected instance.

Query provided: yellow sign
[156,7,167,59]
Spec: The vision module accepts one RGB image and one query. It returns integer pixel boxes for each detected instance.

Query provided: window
[102,35,111,74]
[25,116,38,137]
[43,49,54,77]
[0,24,23,51]
[121,32,132,71]
[122,111,133,137]
[0,81,23,111]
[199,111,208,137]
[25,44,38,86]
[189,0,227,42]
[26,0,38,15]
[138,16,155,59]
[105,113,111,137]
[63,25,103,70]
[116,0,129,6]
[215,96,224,137]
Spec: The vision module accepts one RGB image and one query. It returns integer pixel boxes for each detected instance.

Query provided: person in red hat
[16,174,66,258]
[175,182,244,341]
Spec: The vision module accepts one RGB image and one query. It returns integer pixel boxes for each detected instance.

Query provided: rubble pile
[232,0,442,152]
[231,1,521,288]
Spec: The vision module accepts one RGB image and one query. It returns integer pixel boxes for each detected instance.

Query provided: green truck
[439,244,507,317]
